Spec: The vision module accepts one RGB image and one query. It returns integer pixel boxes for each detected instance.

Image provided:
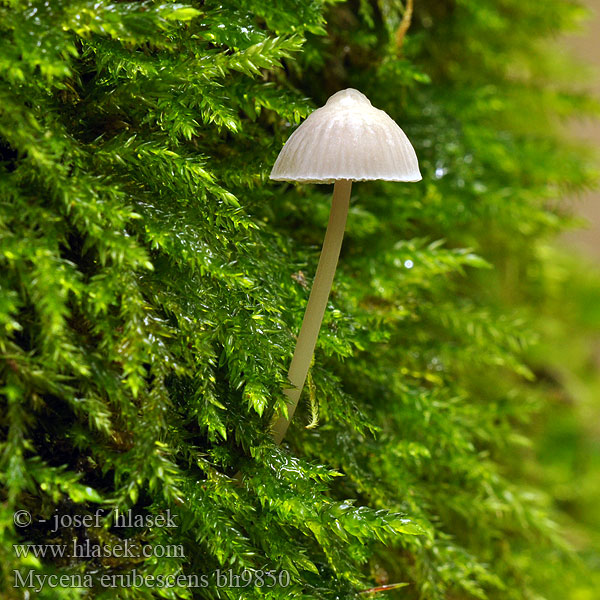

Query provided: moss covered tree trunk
[0,1,598,599]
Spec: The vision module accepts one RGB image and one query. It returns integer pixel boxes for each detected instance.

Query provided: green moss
[0,1,598,598]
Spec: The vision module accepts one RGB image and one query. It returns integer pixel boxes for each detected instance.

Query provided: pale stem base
[271,179,352,445]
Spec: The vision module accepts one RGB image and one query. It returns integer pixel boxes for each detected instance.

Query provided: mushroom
[270,88,421,444]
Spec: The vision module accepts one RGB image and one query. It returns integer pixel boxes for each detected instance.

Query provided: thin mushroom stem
[272,179,352,445]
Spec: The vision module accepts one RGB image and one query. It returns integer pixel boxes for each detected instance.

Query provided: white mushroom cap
[270,88,422,184]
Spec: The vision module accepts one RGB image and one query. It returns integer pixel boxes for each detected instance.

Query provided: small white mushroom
[270,88,421,444]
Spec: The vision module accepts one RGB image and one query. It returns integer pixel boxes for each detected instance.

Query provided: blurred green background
[530,2,600,595]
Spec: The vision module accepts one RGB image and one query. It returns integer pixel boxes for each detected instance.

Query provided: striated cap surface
[270,89,422,184]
